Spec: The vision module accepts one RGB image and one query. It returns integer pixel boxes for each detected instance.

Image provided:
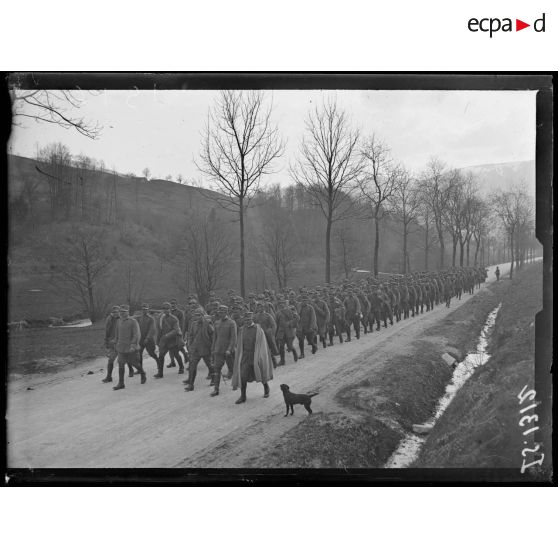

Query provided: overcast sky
[9,89,536,187]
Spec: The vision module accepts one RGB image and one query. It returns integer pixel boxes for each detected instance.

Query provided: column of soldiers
[101,266,488,396]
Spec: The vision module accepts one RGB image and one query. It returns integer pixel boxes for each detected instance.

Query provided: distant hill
[459,160,535,199]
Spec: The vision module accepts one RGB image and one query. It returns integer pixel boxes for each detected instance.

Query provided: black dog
[280,384,318,416]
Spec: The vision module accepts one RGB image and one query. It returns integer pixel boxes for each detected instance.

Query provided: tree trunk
[452,239,457,267]
[466,238,471,266]
[402,223,408,274]
[474,239,480,266]
[325,213,332,283]
[239,199,246,297]
[374,213,380,277]
[438,229,445,269]
[424,221,430,271]
[509,233,515,279]
[459,240,464,267]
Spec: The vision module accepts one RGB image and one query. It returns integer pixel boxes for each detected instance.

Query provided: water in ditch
[385,303,502,469]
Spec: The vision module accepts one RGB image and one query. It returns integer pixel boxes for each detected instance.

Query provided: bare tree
[21,175,41,230]
[176,174,184,184]
[442,169,465,267]
[123,261,145,313]
[179,210,231,305]
[9,85,102,139]
[291,98,364,283]
[261,208,298,289]
[334,221,359,278]
[420,158,453,269]
[358,136,402,276]
[491,185,534,279]
[165,174,172,181]
[197,90,285,297]
[471,197,491,266]
[35,142,73,219]
[142,167,151,181]
[48,225,114,322]
[391,171,421,274]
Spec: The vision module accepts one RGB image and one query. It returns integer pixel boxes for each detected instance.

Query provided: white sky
[9,89,536,186]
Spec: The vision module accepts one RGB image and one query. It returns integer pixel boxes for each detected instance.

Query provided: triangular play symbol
[516,19,530,31]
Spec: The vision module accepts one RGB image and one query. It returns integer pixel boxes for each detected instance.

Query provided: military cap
[162,301,171,309]
[141,303,150,309]
[218,305,228,311]
[243,311,254,317]
[111,305,120,311]
[119,304,130,311]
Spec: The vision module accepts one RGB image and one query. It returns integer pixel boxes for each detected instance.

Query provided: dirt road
[7,262,511,468]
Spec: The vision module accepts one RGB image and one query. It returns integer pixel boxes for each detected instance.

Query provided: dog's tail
[308,392,319,398]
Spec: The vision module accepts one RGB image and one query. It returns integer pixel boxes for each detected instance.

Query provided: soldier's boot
[298,338,305,359]
[279,346,286,366]
[271,355,278,369]
[376,320,381,332]
[185,369,196,391]
[328,331,334,346]
[321,335,327,348]
[263,382,270,398]
[128,364,134,378]
[113,366,125,391]
[355,324,360,339]
[102,361,114,383]
[167,359,176,368]
[292,347,299,362]
[235,381,247,404]
[311,341,318,354]
[346,328,351,342]
[140,367,146,384]
[210,371,220,397]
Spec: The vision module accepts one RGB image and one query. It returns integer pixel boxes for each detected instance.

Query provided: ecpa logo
[468,13,546,37]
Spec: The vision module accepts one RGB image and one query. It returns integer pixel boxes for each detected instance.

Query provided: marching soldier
[102,305,121,383]
[113,304,146,390]
[254,301,279,368]
[154,302,184,378]
[184,309,214,392]
[210,305,237,397]
[232,312,273,404]
[312,292,331,348]
[344,288,361,341]
[297,295,318,358]
[136,303,159,367]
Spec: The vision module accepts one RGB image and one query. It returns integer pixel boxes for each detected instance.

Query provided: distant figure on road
[232,311,273,404]
[495,266,500,281]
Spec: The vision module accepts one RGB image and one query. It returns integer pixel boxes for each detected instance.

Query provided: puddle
[385,303,502,469]
[50,319,92,328]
